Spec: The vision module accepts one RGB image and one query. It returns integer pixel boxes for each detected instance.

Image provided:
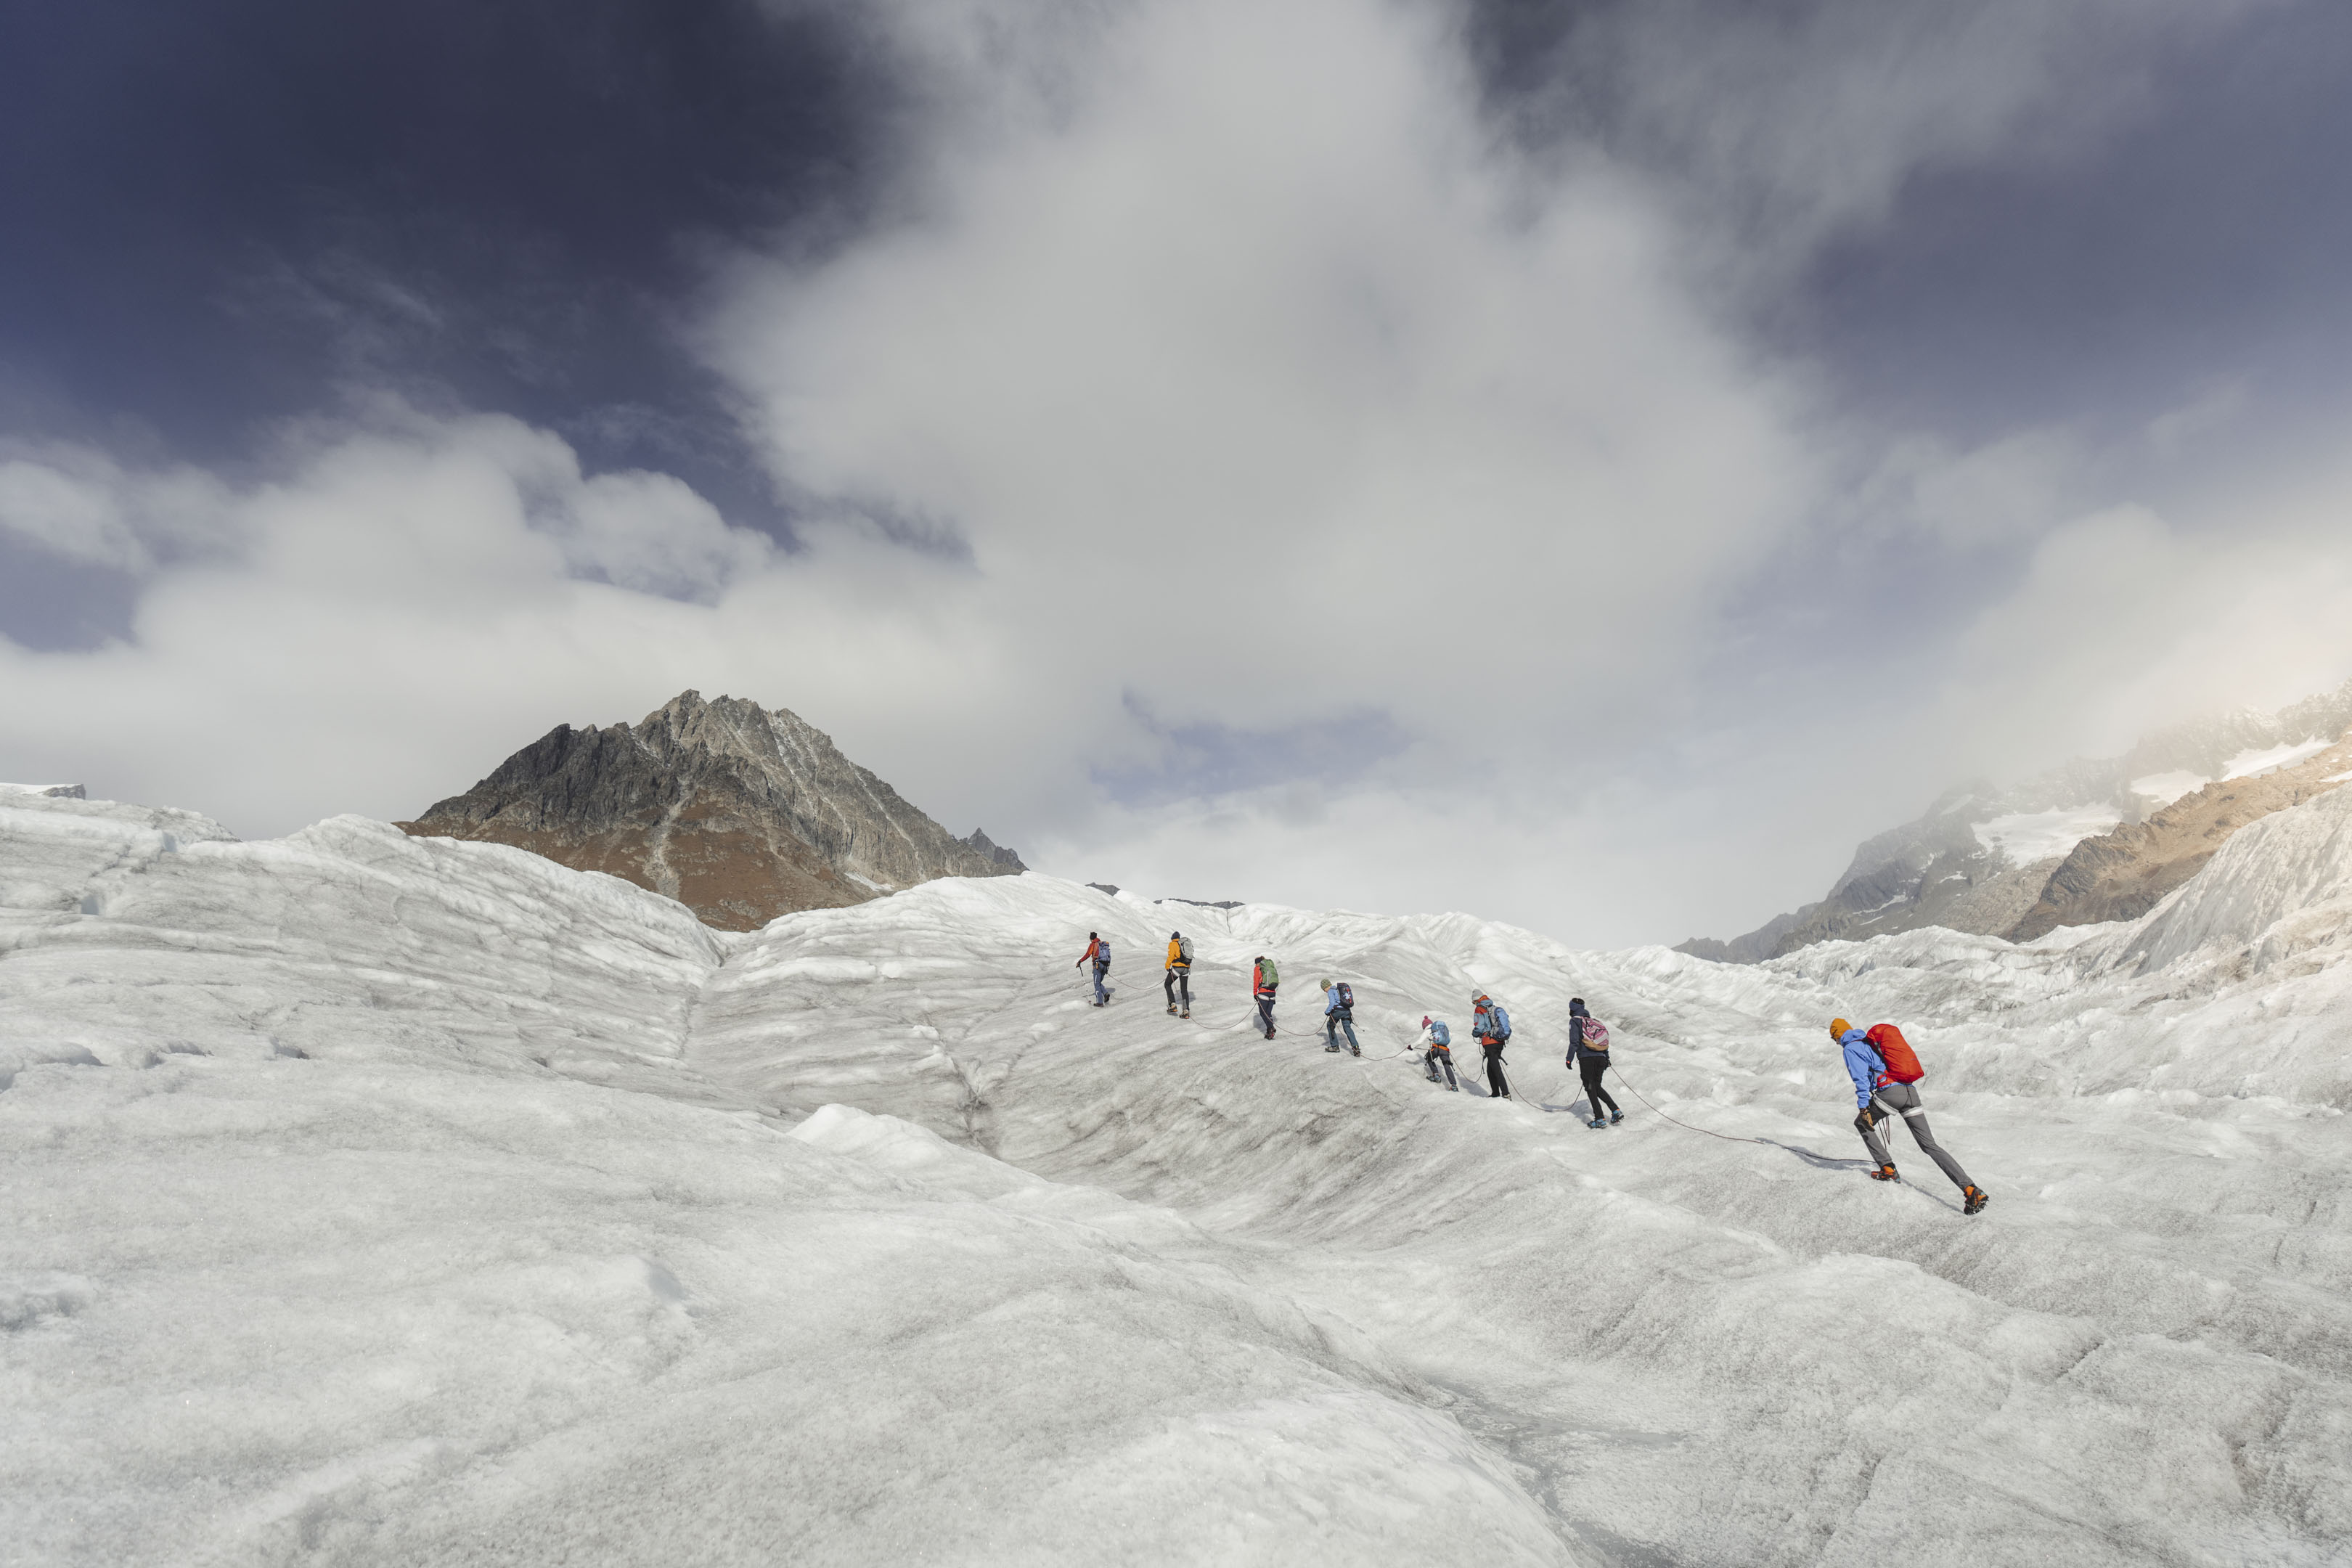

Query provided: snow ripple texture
[4,787,2352,1565]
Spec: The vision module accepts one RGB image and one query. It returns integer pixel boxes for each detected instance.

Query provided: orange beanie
[1829,1017,1853,1039]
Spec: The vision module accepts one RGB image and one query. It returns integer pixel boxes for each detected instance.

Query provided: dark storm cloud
[1790,1,2352,444]
[0,0,889,586]
[1463,1,2351,449]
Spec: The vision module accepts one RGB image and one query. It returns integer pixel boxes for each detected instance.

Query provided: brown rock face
[2005,734,2352,942]
[399,691,1024,931]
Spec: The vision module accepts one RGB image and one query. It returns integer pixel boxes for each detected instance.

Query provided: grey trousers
[1325,1013,1359,1053]
[1858,1083,1974,1192]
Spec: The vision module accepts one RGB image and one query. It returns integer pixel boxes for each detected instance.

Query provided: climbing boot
[1180,1008,1190,1019]
[1963,1185,1990,1216]
[1609,1110,1623,1124]
[1587,1117,1606,1129]
[1869,1164,1900,1182]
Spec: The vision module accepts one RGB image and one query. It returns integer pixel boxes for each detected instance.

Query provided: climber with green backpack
[1834,1018,1988,1214]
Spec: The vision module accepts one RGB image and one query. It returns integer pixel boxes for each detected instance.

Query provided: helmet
[1829,1017,1852,1039]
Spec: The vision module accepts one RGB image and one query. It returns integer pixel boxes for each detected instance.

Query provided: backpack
[1485,1003,1511,1040]
[1259,958,1279,989]
[1864,1023,1924,1084]
[1580,1017,1609,1051]
[1095,938,1111,966]
[1334,982,1354,1010]
[1177,936,1194,965]
[1427,1021,1450,1047]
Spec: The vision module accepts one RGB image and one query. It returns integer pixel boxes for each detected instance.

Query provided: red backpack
[1864,1024,1924,1085]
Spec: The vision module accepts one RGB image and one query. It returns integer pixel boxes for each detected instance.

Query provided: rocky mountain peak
[399,690,1024,931]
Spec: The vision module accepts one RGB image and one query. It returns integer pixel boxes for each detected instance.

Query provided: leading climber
[1320,979,1360,1056]
[1252,955,1280,1039]
[1833,1017,1989,1215]
[1076,932,1113,1006]
[1164,931,1193,1018]
[1472,992,1512,1100]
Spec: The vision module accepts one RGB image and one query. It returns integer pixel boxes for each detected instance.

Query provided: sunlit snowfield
[5,785,2351,1565]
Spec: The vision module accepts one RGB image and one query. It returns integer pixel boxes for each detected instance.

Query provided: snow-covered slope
[5,788,2351,1564]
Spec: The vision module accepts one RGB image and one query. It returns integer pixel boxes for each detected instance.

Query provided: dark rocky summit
[400,690,1024,931]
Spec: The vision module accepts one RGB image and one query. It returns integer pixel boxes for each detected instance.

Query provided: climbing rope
[1603,1062,1769,1146]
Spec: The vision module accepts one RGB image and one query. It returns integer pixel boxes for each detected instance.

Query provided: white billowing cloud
[1938,464,2352,783]
[0,446,234,573]
[0,414,901,840]
[714,0,1817,764]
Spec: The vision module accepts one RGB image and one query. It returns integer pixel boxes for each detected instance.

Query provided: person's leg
[1486,1045,1510,1098]
[1095,964,1111,1005]
[1165,971,1177,1008]
[1579,1058,1605,1119]
[1880,1085,1975,1192]
[1855,1096,1897,1168]
[1342,1016,1360,1055]
[1590,1061,1620,1119]
[1258,996,1275,1036]
[1179,971,1191,1009]
[1440,1050,1457,1088]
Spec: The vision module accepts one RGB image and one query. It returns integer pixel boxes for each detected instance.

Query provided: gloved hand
[1855,1104,1879,1130]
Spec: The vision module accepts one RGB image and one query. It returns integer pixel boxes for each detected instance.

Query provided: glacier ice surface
[5,786,2352,1564]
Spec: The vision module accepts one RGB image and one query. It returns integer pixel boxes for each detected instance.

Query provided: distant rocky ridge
[2008,733,2352,942]
[400,691,1024,931]
[1681,677,2352,963]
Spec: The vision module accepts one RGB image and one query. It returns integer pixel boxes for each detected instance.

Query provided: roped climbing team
[1074,927,1993,1217]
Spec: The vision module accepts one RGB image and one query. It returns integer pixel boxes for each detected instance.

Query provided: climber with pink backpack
[1567,997,1620,1128]
[1833,1018,1988,1214]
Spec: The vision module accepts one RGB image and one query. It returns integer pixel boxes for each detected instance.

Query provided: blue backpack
[1485,1004,1511,1040]
[1096,938,1111,966]
[1427,1020,1450,1047]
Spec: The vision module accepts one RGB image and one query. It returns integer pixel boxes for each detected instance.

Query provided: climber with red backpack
[1833,1018,1988,1214]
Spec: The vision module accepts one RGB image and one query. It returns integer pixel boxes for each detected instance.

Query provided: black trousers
[1164,968,1191,1007]
[1580,1055,1619,1119]
[1256,994,1276,1035]
[1482,1042,1510,1098]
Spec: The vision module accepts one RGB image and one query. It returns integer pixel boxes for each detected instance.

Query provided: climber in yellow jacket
[1164,931,1194,1018]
